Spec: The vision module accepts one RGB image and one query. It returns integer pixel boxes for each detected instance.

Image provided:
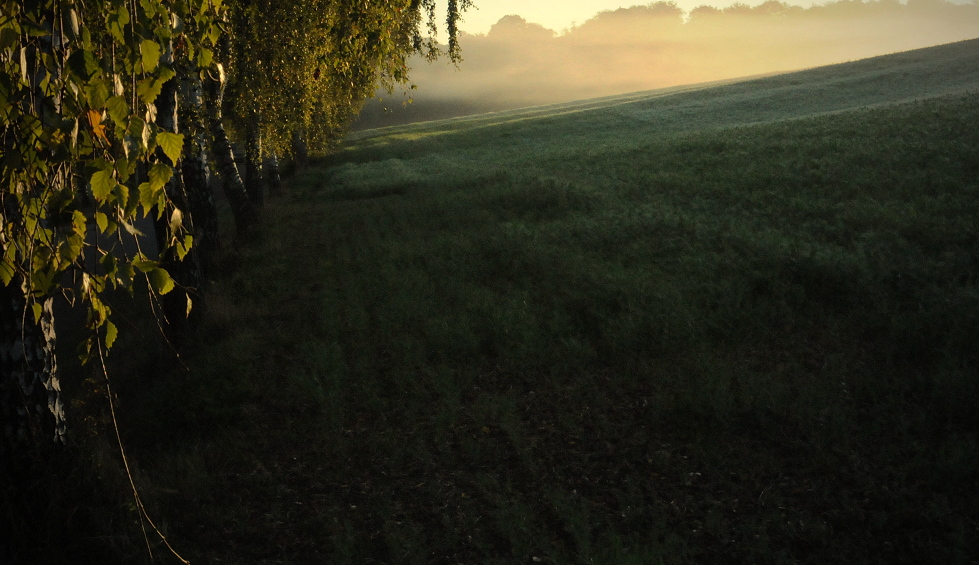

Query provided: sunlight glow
[378,0,979,130]
[456,0,825,35]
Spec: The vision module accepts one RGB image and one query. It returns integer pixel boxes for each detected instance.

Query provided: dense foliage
[2,0,468,360]
[1,0,468,560]
[1,0,222,359]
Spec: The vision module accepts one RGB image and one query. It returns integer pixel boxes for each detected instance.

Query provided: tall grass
[71,86,979,562]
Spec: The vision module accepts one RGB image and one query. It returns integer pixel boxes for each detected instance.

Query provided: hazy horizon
[449,0,830,36]
[355,0,979,129]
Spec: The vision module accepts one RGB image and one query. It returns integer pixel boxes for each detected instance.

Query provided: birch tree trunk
[0,276,65,466]
[204,67,259,240]
[265,152,282,196]
[181,70,220,274]
[244,116,264,208]
[1,13,68,464]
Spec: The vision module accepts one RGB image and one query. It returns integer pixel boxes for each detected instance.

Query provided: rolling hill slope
[347,37,979,146]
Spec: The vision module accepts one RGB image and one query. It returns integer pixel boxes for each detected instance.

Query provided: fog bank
[354,0,979,129]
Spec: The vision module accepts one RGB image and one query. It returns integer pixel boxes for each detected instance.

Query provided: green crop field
[73,39,979,564]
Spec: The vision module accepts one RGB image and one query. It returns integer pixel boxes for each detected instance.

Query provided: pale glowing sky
[454,0,820,34]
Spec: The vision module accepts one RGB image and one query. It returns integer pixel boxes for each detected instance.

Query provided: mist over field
[354,0,979,129]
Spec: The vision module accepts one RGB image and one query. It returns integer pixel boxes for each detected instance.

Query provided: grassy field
[64,40,979,564]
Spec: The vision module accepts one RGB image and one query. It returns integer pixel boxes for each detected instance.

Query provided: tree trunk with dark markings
[0,277,65,465]
[244,116,264,208]
[181,69,220,274]
[204,68,260,240]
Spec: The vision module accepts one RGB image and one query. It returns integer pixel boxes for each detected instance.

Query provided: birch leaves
[1,0,222,357]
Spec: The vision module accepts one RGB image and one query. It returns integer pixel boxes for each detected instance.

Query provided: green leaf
[147,267,174,295]
[175,234,193,260]
[196,47,213,69]
[157,131,184,165]
[115,157,134,182]
[90,169,117,202]
[106,95,130,128]
[141,39,161,73]
[141,164,172,216]
[85,79,110,110]
[119,263,135,288]
[138,182,155,215]
[136,76,162,105]
[122,219,145,236]
[95,211,109,233]
[59,233,85,265]
[72,210,86,235]
[0,261,14,286]
[0,28,19,52]
[31,302,42,323]
[148,162,173,192]
[105,320,118,350]
[107,18,126,44]
[112,179,129,205]
[155,66,176,88]
[137,66,177,105]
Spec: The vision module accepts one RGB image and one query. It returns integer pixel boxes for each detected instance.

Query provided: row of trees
[1,0,469,537]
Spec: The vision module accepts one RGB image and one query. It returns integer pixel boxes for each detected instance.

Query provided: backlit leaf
[106,96,129,128]
[157,131,184,165]
[137,75,163,104]
[196,47,213,69]
[141,163,172,216]
[148,162,173,192]
[0,261,14,285]
[136,66,177,106]
[105,320,118,349]
[175,234,193,260]
[95,212,109,233]
[122,220,145,236]
[72,210,86,235]
[90,169,116,202]
[147,267,174,295]
[59,233,84,264]
[141,39,161,72]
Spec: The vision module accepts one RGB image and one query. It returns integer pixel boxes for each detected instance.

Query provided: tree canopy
[1,0,225,361]
[2,0,470,361]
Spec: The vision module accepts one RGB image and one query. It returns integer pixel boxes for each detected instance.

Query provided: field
[61,40,979,563]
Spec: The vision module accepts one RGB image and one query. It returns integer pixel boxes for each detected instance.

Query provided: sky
[453,0,819,34]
